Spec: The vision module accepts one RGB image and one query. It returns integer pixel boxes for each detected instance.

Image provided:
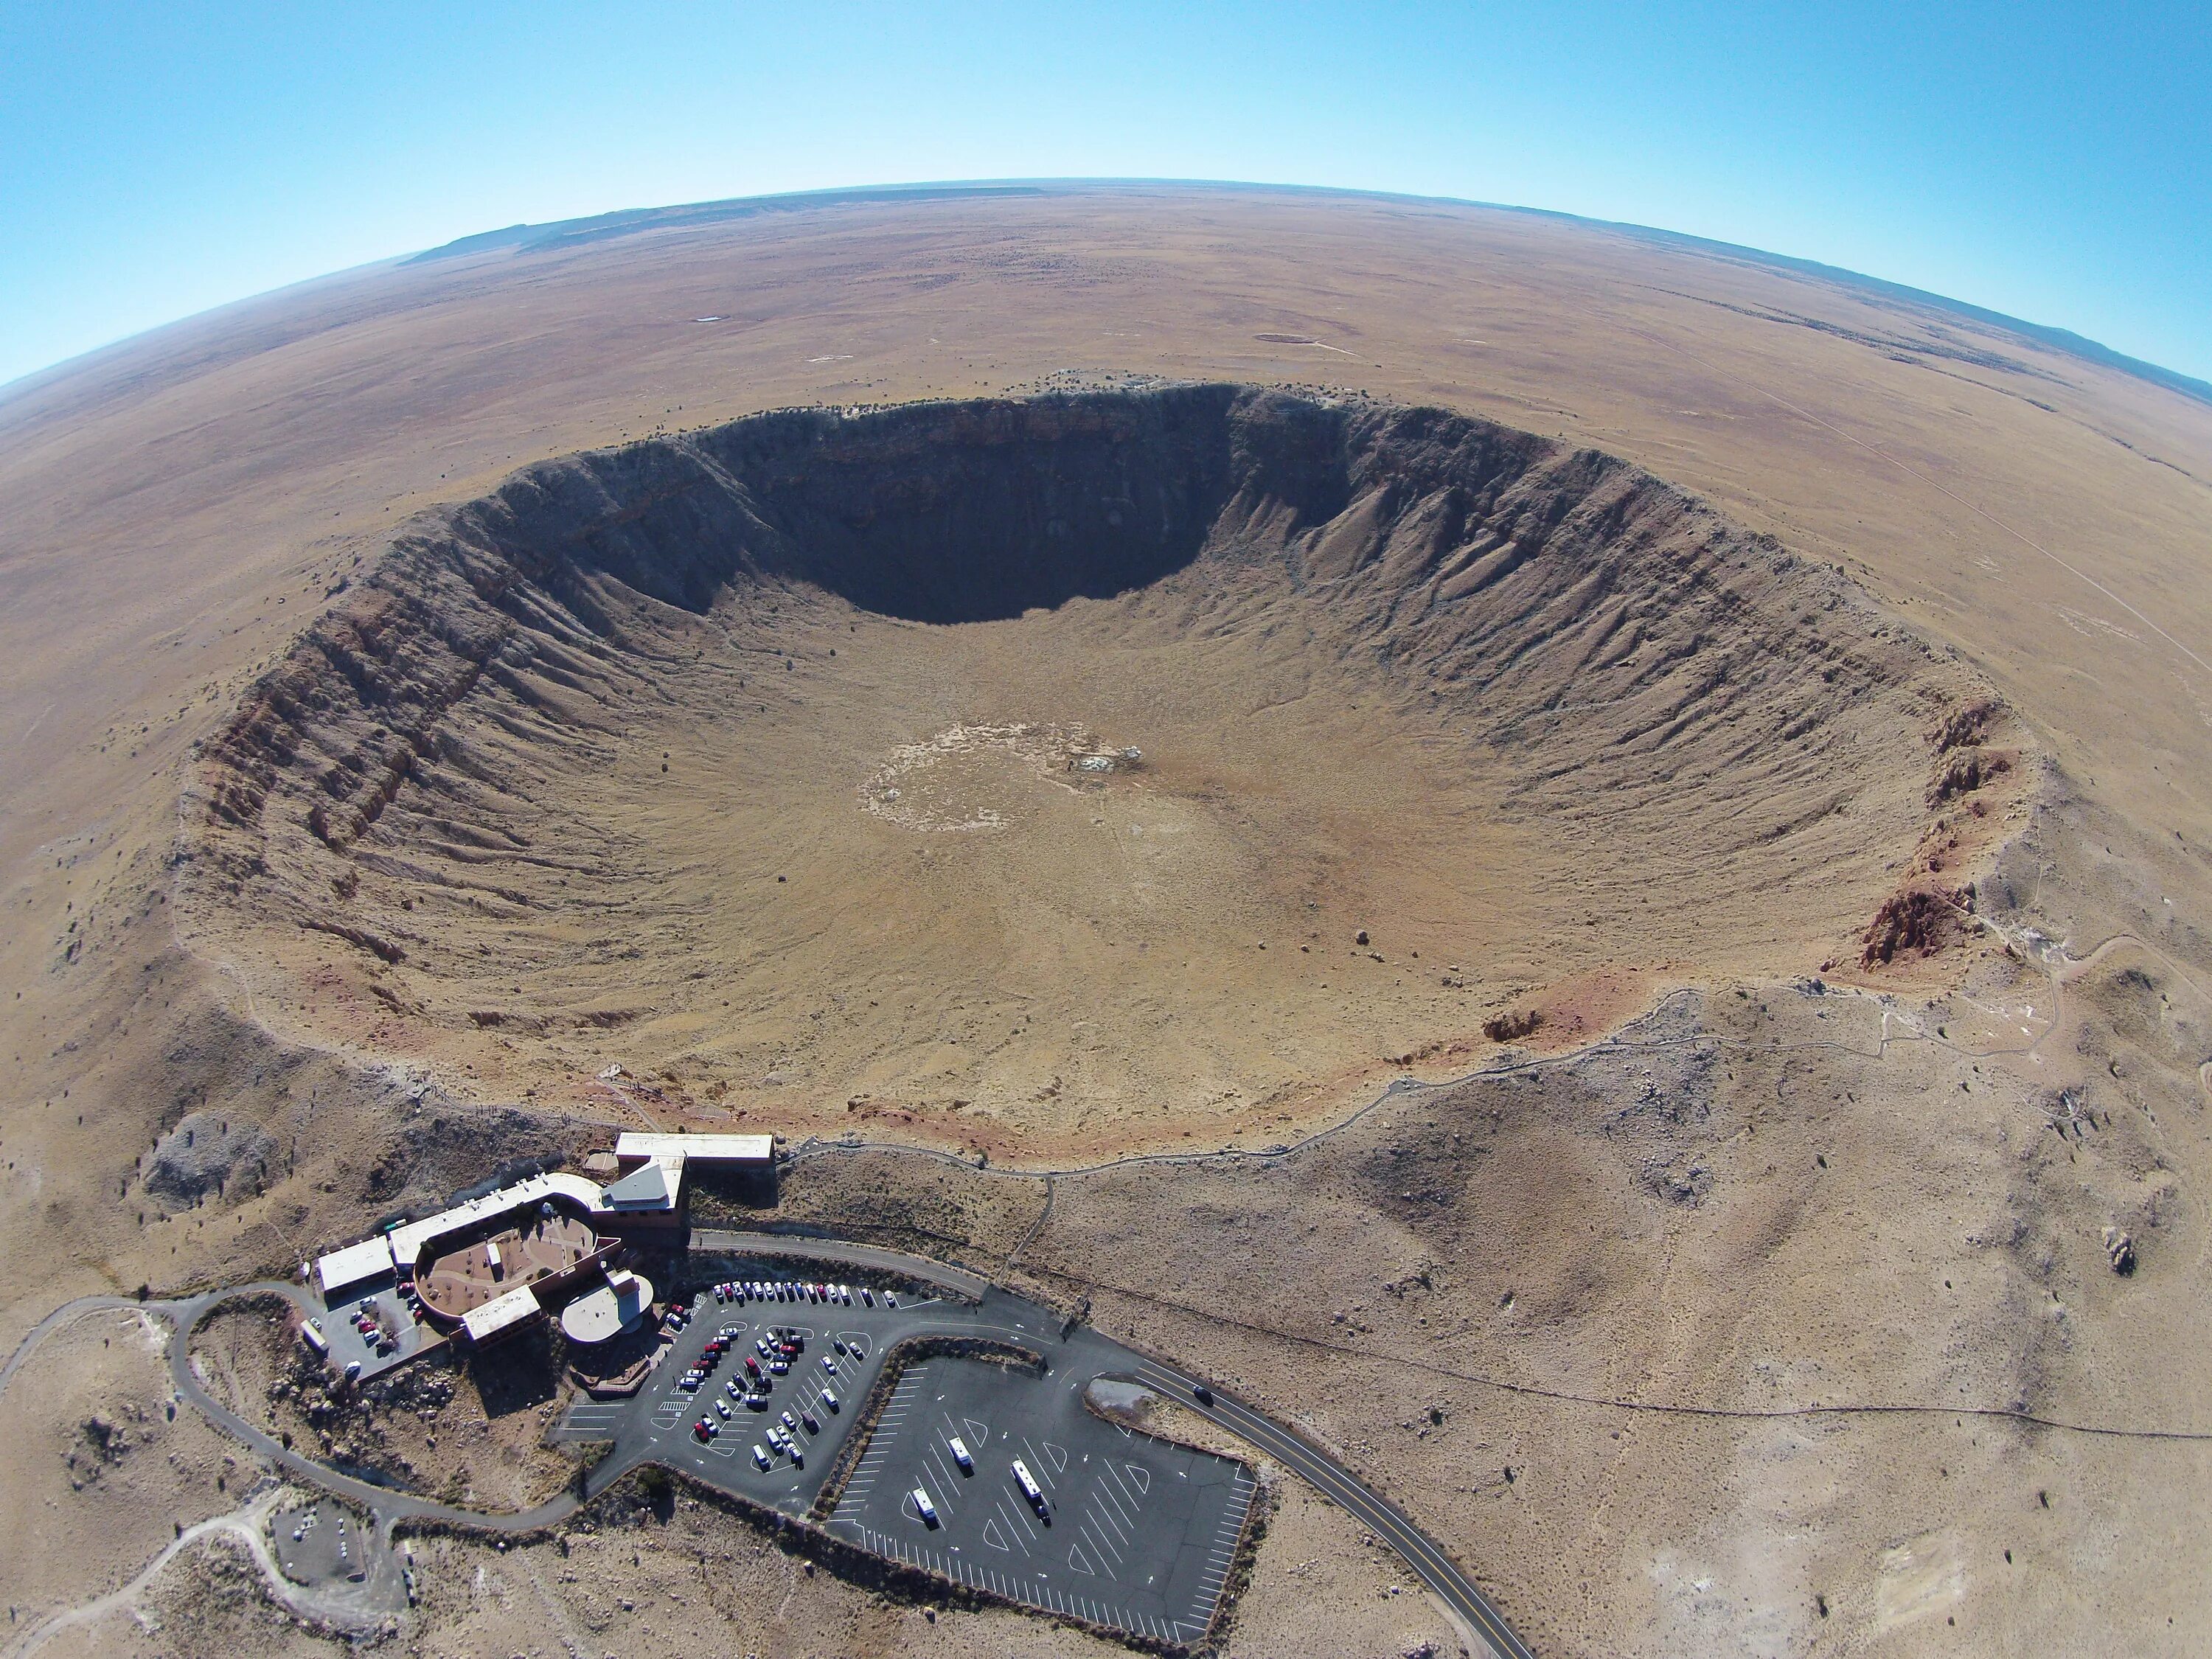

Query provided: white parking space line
[996,1495,1037,1550]
[1092,1483,1133,1543]
[1102,1457,1140,1509]
[922,1444,959,1509]
[1078,1520,1120,1576]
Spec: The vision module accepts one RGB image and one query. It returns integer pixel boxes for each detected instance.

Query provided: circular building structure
[559,1269,655,1345]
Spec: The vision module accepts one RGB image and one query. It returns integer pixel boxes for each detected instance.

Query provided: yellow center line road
[1128,1360,1535,1659]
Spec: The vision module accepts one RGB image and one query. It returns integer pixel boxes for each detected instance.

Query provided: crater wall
[181,387,2024,1144]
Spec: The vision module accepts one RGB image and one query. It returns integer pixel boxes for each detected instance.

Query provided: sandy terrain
[0,1306,237,1637]
[188,1303,575,1512]
[1,183,2209,1656]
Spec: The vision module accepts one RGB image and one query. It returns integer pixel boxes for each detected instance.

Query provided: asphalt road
[2,1247,1534,1658]
[820,1352,1254,1645]
[573,1273,1255,1643]
[1119,1352,1536,1659]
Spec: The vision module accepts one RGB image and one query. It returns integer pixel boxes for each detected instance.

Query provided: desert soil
[1,184,2209,1657]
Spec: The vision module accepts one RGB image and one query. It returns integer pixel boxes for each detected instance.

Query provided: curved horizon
[5,177,2207,411]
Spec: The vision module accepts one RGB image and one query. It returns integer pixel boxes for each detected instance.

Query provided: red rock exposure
[1862,883,1974,967]
[1483,1007,1545,1043]
[1858,695,2027,968]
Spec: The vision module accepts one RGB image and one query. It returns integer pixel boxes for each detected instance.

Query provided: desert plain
[1,182,2211,1658]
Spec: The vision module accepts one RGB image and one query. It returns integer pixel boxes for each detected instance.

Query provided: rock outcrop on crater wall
[180,386,2023,1138]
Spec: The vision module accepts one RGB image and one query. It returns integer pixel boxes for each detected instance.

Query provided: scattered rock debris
[2104,1225,2137,1275]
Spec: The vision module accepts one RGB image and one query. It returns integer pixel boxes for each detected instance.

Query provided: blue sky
[1,1,2205,391]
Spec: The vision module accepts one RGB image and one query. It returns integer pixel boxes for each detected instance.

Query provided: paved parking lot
[824,1354,1254,1646]
[568,1273,946,1511]
[271,1498,367,1586]
[552,1260,1257,1644]
[313,1276,443,1381]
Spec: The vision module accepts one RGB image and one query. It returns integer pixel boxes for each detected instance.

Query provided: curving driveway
[3,1250,1534,1657]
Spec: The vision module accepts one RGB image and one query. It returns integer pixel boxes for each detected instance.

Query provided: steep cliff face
[179,387,2024,1133]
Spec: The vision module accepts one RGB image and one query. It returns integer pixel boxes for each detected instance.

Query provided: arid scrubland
[2,185,2209,1657]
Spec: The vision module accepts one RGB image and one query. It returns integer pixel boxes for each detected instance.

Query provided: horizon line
[6,175,2207,410]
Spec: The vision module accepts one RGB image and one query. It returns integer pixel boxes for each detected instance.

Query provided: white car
[821,1388,840,1413]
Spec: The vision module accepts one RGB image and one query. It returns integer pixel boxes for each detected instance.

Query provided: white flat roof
[461,1284,543,1343]
[614,1132,773,1164]
[314,1236,397,1297]
[559,1270,655,1345]
[386,1171,608,1270]
[601,1158,680,1209]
